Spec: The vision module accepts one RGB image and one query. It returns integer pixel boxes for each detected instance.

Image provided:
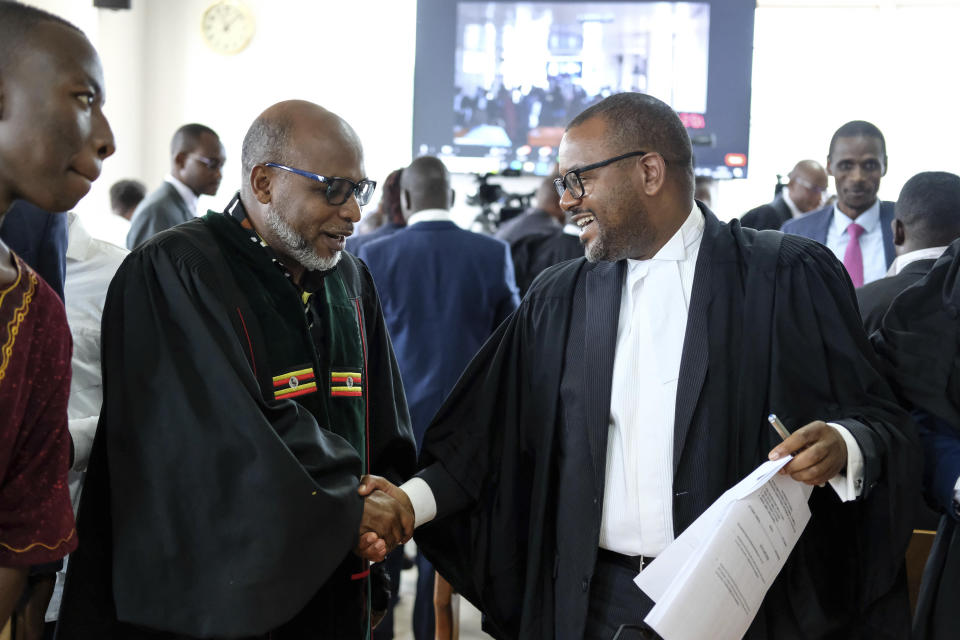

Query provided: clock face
[201,1,255,55]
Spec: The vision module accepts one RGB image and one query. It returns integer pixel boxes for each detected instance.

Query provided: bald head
[894,171,960,254]
[786,159,828,213]
[241,100,362,198]
[239,100,366,280]
[400,156,453,217]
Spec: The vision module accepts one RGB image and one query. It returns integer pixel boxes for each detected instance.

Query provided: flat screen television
[413,0,755,179]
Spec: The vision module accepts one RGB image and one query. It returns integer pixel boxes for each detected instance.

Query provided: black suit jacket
[857,259,937,335]
[740,194,792,231]
[126,182,193,250]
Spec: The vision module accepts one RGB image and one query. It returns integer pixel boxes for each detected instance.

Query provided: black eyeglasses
[554,150,653,199]
[264,162,377,207]
[190,153,225,171]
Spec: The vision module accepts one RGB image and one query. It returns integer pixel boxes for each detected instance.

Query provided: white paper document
[634,457,814,640]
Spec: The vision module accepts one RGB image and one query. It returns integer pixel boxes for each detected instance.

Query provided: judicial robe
[415,206,919,639]
[57,210,416,639]
[870,239,960,640]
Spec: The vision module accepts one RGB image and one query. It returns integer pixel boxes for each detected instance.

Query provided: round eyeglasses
[264,162,377,207]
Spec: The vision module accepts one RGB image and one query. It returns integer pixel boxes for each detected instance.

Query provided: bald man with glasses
[59,100,417,640]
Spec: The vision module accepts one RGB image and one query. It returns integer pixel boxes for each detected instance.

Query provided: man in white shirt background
[126,123,224,249]
[740,159,828,231]
[42,212,128,637]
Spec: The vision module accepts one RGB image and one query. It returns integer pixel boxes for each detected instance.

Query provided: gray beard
[264,206,341,272]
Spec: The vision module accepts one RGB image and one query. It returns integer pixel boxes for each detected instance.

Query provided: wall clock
[201,1,255,55]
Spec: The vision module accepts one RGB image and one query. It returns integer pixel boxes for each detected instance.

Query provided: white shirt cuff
[400,476,437,528]
[826,422,864,501]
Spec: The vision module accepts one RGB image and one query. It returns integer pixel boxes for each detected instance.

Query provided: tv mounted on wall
[413,0,755,179]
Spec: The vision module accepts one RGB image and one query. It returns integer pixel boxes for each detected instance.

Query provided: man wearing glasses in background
[59,100,417,639]
[740,159,828,231]
[126,123,225,249]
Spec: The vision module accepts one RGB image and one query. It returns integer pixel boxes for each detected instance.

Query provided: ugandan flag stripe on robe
[330,370,362,397]
[272,366,317,400]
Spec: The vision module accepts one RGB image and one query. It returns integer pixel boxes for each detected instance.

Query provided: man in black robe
[364,93,919,639]
[857,171,960,335]
[57,101,417,639]
[871,238,960,640]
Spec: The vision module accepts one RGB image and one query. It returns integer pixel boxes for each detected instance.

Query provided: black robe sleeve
[61,239,378,638]
[415,263,577,640]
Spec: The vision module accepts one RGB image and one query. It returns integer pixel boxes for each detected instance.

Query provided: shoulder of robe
[523,255,586,302]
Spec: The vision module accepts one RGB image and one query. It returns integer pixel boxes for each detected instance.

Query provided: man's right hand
[355,488,413,562]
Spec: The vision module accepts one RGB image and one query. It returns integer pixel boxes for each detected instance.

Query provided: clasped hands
[354,475,415,563]
[768,420,848,485]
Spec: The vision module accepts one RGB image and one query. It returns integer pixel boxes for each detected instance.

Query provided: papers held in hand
[635,456,813,640]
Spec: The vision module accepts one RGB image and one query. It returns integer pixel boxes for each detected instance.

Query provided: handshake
[355,475,415,563]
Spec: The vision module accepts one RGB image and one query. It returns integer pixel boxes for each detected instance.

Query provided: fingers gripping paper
[635,457,813,640]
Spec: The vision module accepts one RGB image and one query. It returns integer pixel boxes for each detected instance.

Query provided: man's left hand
[768,420,847,485]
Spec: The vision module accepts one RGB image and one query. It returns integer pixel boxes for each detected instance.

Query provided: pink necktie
[843,222,865,287]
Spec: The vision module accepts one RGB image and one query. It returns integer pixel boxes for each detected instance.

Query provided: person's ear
[881,155,888,177]
[892,218,905,246]
[401,189,411,212]
[826,155,834,177]
[448,188,456,208]
[250,165,272,204]
[174,150,188,171]
[639,153,667,196]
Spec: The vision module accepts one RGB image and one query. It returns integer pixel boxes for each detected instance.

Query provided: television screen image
[414,0,754,179]
[453,2,709,153]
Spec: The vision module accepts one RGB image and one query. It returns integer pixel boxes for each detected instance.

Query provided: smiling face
[0,22,115,213]
[557,116,656,262]
[257,119,365,272]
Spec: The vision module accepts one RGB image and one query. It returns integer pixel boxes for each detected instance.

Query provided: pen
[768,413,791,441]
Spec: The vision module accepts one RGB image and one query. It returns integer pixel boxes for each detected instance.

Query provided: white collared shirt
[406,208,453,226]
[825,199,886,285]
[886,246,948,277]
[164,174,200,217]
[600,204,703,556]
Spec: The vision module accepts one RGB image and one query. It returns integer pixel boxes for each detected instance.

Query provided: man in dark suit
[126,123,225,249]
[782,121,895,287]
[361,94,918,639]
[358,155,519,640]
[858,171,960,334]
[741,160,827,231]
[346,167,404,255]
[494,170,563,245]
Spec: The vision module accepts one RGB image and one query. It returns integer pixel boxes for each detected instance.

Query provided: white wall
[22,0,960,236]
[721,4,960,219]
